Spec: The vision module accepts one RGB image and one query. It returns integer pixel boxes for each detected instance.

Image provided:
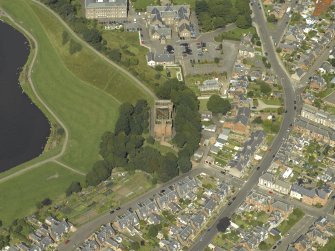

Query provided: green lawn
[0,0,153,225]
[131,0,159,11]
[278,208,304,234]
[261,98,283,106]
[0,162,84,225]
[102,30,167,87]
[215,27,257,42]
[199,99,208,111]
[171,0,196,9]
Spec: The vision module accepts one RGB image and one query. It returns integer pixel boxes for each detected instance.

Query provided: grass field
[0,162,84,225]
[132,0,159,11]
[215,27,257,42]
[102,30,167,87]
[171,0,196,9]
[0,0,153,225]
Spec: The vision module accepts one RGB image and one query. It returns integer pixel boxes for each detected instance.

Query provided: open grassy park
[0,0,153,225]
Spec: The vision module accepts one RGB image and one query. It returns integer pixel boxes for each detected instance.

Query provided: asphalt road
[276,215,316,251]
[189,1,298,250]
[271,0,298,46]
[57,166,229,251]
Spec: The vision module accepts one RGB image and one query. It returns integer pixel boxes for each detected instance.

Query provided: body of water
[0,21,50,172]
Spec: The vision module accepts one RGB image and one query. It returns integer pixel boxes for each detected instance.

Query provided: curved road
[0,11,78,183]
[0,0,158,183]
[32,0,157,101]
[189,1,298,250]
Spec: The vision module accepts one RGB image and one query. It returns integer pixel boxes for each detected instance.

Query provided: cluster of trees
[196,0,252,31]
[62,31,82,54]
[0,234,9,249]
[96,79,200,183]
[207,94,231,114]
[66,79,201,192]
[267,14,278,23]
[36,198,52,209]
[261,56,271,69]
[42,0,133,65]
[256,80,272,96]
[156,79,202,160]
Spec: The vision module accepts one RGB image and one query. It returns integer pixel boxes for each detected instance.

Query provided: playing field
[0,0,153,224]
[0,162,84,225]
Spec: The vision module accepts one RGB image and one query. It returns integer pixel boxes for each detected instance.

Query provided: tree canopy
[196,0,251,31]
[207,95,232,114]
[257,80,272,96]
[66,181,82,196]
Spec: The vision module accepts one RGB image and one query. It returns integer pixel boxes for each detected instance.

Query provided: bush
[69,39,82,54]
[155,65,163,71]
[62,30,69,45]
[253,116,263,124]
[66,181,82,196]
[146,136,155,144]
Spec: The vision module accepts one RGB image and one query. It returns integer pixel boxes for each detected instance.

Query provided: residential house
[272,201,293,218]
[146,5,191,39]
[245,192,273,212]
[150,26,172,42]
[214,129,230,149]
[201,111,213,122]
[290,184,330,206]
[239,44,255,58]
[203,198,217,217]
[155,186,179,210]
[135,198,160,220]
[198,79,222,92]
[258,172,292,195]
[159,239,181,251]
[94,224,117,249]
[177,226,194,246]
[80,239,100,251]
[190,214,206,230]
[229,130,265,175]
[292,68,305,81]
[294,117,335,146]
[178,23,191,38]
[301,104,335,129]
[193,149,204,161]
[146,52,175,67]
[233,107,250,134]
[174,176,200,199]
[309,75,326,92]
[112,210,140,232]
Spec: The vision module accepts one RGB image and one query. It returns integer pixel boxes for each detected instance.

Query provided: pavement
[275,215,316,251]
[255,99,282,111]
[270,0,298,46]
[57,165,236,251]
[298,38,335,87]
[188,0,299,249]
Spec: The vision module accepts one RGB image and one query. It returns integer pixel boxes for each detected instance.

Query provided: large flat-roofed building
[85,0,128,20]
[153,100,174,140]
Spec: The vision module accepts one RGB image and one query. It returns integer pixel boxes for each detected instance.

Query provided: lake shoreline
[0,20,51,172]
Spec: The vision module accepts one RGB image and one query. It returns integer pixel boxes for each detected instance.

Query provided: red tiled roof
[312,0,332,16]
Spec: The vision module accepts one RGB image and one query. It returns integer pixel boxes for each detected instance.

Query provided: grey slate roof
[235,107,251,126]
[85,0,127,8]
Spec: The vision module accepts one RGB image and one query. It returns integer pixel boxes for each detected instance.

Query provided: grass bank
[0,0,153,224]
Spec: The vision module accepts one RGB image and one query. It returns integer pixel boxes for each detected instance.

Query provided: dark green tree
[66,181,82,196]
[178,156,192,173]
[62,30,69,45]
[207,95,232,114]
